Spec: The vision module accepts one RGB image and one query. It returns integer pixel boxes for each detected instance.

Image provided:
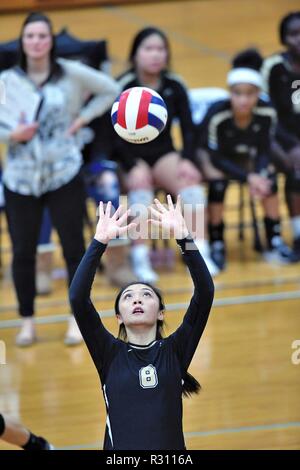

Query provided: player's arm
[69,202,136,373]
[150,195,214,369]
[148,195,214,369]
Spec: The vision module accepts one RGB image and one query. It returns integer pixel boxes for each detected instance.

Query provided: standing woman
[113,27,219,282]
[261,11,300,261]
[69,195,214,450]
[0,12,119,346]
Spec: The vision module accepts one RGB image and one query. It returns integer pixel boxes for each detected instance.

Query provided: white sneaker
[194,239,220,277]
[131,245,159,284]
[64,316,83,346]
[15,318,37,347]
[263,236,292,265]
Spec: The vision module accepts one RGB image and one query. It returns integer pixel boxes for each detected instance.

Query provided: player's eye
[123,293,132,299]
[143,291,152,297]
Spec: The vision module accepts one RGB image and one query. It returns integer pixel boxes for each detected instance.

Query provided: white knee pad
[179,185,207,208]
[291,216,300,239]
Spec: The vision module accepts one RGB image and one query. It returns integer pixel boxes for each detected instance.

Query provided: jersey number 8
[139,364,158,389]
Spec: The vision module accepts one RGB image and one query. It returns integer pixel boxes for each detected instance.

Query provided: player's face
[22,21,52,61]
[134,34,168,75]
[230,83,260,116]
[117,284,163,327]
[284,17,300,57]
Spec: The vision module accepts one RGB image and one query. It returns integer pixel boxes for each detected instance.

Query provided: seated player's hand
[148,194,189,240]
[247,173,271,199]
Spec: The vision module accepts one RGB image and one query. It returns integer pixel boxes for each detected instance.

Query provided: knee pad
[128,189,154,207]
[0,414,5,436]
[128,189,154,218]
[179,185,206,209]
[208,180,228,203]
[285,173,300,194]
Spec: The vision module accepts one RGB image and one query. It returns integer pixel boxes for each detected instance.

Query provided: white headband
[227,68,262,88]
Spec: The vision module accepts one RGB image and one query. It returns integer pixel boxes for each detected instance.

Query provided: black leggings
[4,173,86,318]
[0,414,5,435]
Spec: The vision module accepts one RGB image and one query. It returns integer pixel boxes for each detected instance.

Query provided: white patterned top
[0,58,119,196]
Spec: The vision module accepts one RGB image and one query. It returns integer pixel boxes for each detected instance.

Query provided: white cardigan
[0,59,119,196]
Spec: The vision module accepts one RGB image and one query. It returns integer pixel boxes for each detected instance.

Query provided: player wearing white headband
[194,49,294,270]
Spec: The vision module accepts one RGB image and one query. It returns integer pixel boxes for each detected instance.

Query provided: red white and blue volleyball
[111,87,168,144]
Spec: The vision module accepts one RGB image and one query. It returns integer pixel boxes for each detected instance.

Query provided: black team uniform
[69,237,214,450]
[195,98,291,266]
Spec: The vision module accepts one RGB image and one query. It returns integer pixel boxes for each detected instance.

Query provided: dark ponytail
[115,282,201,397]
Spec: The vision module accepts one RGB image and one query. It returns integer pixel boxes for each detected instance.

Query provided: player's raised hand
[148,194,189,240]
[94,201,136,244]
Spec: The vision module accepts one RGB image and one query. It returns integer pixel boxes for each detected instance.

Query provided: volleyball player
[261,11,300,261]
[195,49,292,270]
[69,195,214,450]
[111,27,219,281]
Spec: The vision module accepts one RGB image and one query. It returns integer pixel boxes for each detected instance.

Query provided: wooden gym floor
[0,0,299,450]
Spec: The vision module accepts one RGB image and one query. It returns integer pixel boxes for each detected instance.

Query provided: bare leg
[152,152,219,276]
[0,414,30,447]
[125,161,157,282]
[0,414,53,449]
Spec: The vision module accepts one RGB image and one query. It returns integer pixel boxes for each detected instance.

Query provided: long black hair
[279,11,300,45]
[232,48,263,71]
[128,26,171,70]
[115,281,201,397]
[19,12,63,81]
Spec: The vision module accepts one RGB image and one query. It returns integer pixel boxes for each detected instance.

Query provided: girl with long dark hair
[70,195,214,450]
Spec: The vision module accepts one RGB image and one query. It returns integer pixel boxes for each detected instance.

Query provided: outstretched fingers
[98,201,105,219]
[116,208,131,226]
[111,204,124,221]
[104,201,112,220]
[166,194,174,211]
[149,206,162,220]
[154,198,168,213]
[118,222,137,236]
[175,194,182,213]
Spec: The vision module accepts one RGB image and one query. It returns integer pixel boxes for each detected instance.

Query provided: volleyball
[111,86,168,144]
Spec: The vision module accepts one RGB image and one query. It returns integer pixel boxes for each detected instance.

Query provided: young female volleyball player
[195,49,292,270]
[261,11,300,261]
[0,413,54,450]
[112,27,218,281]
[0,12,119,346]
[69,195,214,450]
